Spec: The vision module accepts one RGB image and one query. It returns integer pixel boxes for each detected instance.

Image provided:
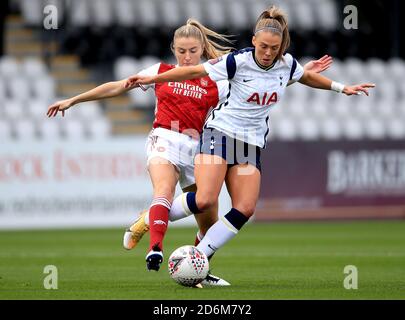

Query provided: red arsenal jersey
[139,63,220,134]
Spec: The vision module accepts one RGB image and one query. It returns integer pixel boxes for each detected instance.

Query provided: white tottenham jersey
[203,48,304,148]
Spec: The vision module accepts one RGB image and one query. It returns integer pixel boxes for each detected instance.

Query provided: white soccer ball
[168,245,209,287]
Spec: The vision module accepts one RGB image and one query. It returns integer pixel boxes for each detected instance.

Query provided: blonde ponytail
[172,19,234,59]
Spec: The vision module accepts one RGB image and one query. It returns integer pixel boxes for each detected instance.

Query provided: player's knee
[195,196,217,212]
[234,203,256,218]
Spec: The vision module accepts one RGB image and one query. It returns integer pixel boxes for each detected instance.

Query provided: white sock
[145,193,194,225]
[168,193,193,222]
[197,216,238,257]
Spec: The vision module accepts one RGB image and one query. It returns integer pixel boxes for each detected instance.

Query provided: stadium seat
[294,1,316,30]
[19,0,42,26]
[160,0,183,28]
[128,86,155,108]
[139,56,160,71]
[68,0,91,27]
[344,57,365,83]
[298,117,321,140]
[364,118,386,140]
[315,0,339,31]
[3,99,24,120]
[38,120,61,140]
[341,117,364,140]
[114,0,136,27]
[28,99,49,120]
[288,83,312,102]
[74,101,102,120]
[114,57,139,80]
[331,98,353,119]
[377,80,397,103]
[22,58,47,79]
[228,0,250,29]
[183,0,204,25]
[273,117,298,141]
[0,56,20,79]
[88,118,112,139]
[31,76,55,100]
[137,0,159,27]
[205,0,228,29]
[375,100,396,119]
[14,119,37,140]
[385,117,405,140]
[353,98,375,119]
[91,0,114,28]
[310,92,333,118]
[387,57,405,82]
[0,120,13,140]
[63,119,87,139]
[286,99,307,118]
[0,79,6,101]
[366,58,386,83]
[319,117,342,140]
[8,77,31,101]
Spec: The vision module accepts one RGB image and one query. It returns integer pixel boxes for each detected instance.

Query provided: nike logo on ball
[243,79,254,82]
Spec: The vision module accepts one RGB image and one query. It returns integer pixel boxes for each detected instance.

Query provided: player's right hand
[124,75,154,88]
[47,99,74,117]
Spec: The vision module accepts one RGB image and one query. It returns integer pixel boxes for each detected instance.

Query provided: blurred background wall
[0,0,404,229]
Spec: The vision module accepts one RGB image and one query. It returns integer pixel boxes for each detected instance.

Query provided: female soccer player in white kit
[126,5,375,265]
[48,17,331,284]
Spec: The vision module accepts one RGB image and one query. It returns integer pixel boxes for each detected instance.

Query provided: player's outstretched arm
[47,79,137,117]
[287,55,332,86]
[125,65,207,88]
[298,71,376,96]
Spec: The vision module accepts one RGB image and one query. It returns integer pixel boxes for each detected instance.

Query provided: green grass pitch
[0,221,404,299]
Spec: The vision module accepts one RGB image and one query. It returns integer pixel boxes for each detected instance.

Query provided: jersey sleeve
[203,53,237,82]
[137,63,161,90]
[285,54,304,83]
[216,80,229,103]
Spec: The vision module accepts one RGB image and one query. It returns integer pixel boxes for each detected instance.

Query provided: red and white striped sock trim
[196,231,204,242]
[150,197,172,210]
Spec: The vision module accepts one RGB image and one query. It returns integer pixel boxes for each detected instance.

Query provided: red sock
[149,198,170,252]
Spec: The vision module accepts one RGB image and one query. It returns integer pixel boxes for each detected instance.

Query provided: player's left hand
[343,83,376,96]
[304,55,333,73]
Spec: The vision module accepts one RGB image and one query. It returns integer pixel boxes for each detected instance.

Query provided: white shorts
[146,127,198,189]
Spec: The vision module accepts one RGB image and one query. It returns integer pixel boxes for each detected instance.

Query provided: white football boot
[200,273,231,286]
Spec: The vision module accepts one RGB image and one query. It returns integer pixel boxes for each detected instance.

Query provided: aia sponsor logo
[246,92,278,106]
